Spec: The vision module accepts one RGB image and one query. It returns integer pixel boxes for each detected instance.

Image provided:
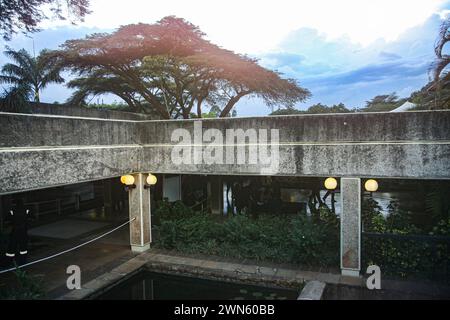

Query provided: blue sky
[1,0,449,115]
[260,13,445,110]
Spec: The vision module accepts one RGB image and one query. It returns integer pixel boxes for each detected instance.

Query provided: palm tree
[0,47,64,103]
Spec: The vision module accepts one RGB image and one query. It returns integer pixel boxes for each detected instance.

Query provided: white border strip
[0,140,449,153]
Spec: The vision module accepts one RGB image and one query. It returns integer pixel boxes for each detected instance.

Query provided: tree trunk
[197,99,203,118]
[34,86,40,103]
[219,91,250,117]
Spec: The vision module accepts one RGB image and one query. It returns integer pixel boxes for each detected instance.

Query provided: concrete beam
[128,173,152,252]
[340,177,361,277]
[0,146,140,195]
[1,110,449,194]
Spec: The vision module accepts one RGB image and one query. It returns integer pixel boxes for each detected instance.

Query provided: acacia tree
[0,0,90,40]
[429,17,450,109]
[432,17,450,86]
[67,71,147,110]
[54,16,310,118]
[0,47,64,102]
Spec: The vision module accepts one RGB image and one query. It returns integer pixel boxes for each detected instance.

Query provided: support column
[208,176,223,215]
[128,173,151,253]
[340,177,361,277]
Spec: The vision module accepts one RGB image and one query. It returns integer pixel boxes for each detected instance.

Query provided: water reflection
[223,184,422,219]
[98,271,298,300]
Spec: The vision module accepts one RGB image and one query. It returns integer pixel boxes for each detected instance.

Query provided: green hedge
[362,197,450,282]
[152,201,339,268]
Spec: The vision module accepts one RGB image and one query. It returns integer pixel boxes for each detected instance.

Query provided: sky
[1,0,450,116]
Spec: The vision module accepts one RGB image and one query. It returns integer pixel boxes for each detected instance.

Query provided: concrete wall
[0,112,139,147]
[0,110,449,194]
[141,111,450,144]
[139,111,450,179]
[0,112,141,194]
[1,101,154,120]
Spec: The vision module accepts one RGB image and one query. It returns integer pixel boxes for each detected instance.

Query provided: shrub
[153,201,339,268]
[362,198,450,282]
[0,268,44,300]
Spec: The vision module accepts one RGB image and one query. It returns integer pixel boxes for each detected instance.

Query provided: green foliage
[270,102,352,115]
[306,102,351,114]
[288,215,339,265]
[362,197,422,234]
[270,106,304,115]
[408,82,450,110]
[153,201,339,267]
[0,268,45,300]
[317,204,340,228]
[359,92,407,112]
[0,85,32,112]
[429,218,450,236]
[362,197,383,232]
[425,187,450,223]
[362,197,450,282]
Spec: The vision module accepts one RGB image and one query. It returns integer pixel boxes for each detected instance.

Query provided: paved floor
[0,225,135,299]
[29,219,109,239]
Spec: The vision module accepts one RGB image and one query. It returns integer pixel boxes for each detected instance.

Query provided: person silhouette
[5,198,30,265]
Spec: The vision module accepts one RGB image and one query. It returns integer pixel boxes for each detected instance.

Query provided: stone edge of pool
[58,251,358,300]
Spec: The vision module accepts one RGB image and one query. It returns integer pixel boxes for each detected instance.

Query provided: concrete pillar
[128,173,151,253]
[340,177,361,277]
[207,177,223,214]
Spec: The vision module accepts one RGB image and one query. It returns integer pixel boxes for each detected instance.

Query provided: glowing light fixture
[324,177,338,190]
[120,174,136,191]
[120,175,135,186]
[145,174,157,188]
[364,179,378,192]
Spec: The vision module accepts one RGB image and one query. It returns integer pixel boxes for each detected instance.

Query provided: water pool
[97,271,299,300]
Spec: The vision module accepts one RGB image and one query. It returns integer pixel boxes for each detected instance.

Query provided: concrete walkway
[61,250,360,300]
[62,250,450,300]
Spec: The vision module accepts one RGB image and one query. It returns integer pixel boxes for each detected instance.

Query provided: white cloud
[4,1,449,113]
[38,0,448,54]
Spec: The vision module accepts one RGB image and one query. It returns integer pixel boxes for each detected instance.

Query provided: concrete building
[0,105,449,277]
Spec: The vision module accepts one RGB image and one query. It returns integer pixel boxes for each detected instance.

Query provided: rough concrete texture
[7,101,154,120]
[139,110,450,144]
[128,173,151,251]
[340,178,361,272]
[0,146,140,194]
[0,112,139,147]
[140,143,450,178]
[298,280,326,300]
[1,110,449,194]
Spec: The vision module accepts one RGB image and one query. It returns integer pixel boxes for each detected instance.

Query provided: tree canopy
[428,16,450,109]
[360,92,405,112]
[270,103,352,115]
[0,0,90,40]
[52,16,311,118]
[431,17,450,88]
